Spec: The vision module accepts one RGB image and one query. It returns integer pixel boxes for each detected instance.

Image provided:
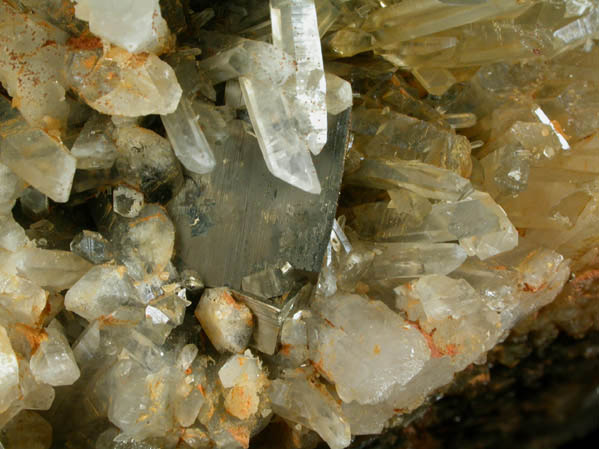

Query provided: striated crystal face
[1,0,599,448]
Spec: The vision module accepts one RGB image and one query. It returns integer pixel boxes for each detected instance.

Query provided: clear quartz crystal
[161,97,216,175]
[0,98,76,203]
[29,321,80,386]
[271,0,328,155]
[325,72,353,115]
[113,185,144,218]
[240,76,322,194]
[70,114,118,170]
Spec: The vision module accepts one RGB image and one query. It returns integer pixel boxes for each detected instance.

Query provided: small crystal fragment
[195,288,254,353]
[0,214,29,253]
[70,114,118,170]
[161,97,216,175]
[19,188,49,221]
[29,321,80,386]
[70,230,115,264]
[113,185,144,218]
[325,72,353,115]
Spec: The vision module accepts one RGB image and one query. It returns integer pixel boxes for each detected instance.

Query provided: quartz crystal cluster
[0,1,598,448]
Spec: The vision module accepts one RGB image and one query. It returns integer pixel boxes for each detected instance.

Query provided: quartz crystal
[67,46,182,117]
[74,0,171,54]
[70,114,117,170]
[113,185,144,218]
[240,76,322,194]
[0,98,76,203]
[271,0,328,155]
[195,288,254,353]
[161,97,216,174]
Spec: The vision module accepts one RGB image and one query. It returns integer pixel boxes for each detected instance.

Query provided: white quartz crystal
[0,272,47,325]
[271,0,328,154]
[67,46,182,117]
[74,0,171,54]
[198,40,297,86]
[12,248,92,291]
[161,97,216,175]
[29,321,80,386]
[240,76,322,194]
[0,325,19,414]
[195,288,254,353]
[308,293,430,404]
[325,72,353,115]
[269,367,351,449]
[70,114,118,170]
[218,350,267,420]
[113,185,144,218]
[0,214,29,253]
[65,264,141,321]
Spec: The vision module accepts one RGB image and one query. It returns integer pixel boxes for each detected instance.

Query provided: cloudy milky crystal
[271,0,328,154]
[161,97,216,174]
[74,0,170,54]
[240,76,322,194]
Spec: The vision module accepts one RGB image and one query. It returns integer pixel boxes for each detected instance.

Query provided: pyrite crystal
[0,1,598,449]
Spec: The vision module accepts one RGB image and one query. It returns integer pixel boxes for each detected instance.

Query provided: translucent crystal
[198,40,297,86]
[347,159,473,201]
[218,350,267,420]
[269,367,351,449]
[240,76,321,194]
[0,3,69,130]
[271,0,328,155]
[325,72,353,115]
[0,214,29,253]
[0,163,25,215]
[161,97,216,175]
[29,321,80,386]
[0,272,47,325]
[108,205,175,281]
[19,188,49,221]
[0,98,76,203]
[70,230,115,264]
[195,288,254,354]
[74,0,170,54]
[70,114,118,170]
[64,264,140,321]
[113,186,144,218]
[411,67,457,96]
[67,46,182,116]
[308,292,430,404]
[0,325,19,414]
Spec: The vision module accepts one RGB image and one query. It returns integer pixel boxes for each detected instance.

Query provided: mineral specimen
[0,1,598,448]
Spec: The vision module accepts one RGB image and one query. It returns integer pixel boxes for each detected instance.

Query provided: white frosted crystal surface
[0,325,19,414]
[161,97,216,174]
[198,40,296,86]
[0,214,29,253]
[218,350,266,420]
[13,248,92,291]
[67,47,182,117]
[65,264,140,321]
[0,3,69,130]
[0,272,47,325]
[75,0,170,54]
[325,72,353,115]
[0,163,25,215]
[29,321,80,386]
[271,0,328,155]
[240,76,321,194]
[195,288,254,353]
[0,98,76,203]
[269,367,351,449]
[70,114,118,170]
[309,293,430,404]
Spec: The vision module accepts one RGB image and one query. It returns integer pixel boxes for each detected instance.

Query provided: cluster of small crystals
[0,0,598,448]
